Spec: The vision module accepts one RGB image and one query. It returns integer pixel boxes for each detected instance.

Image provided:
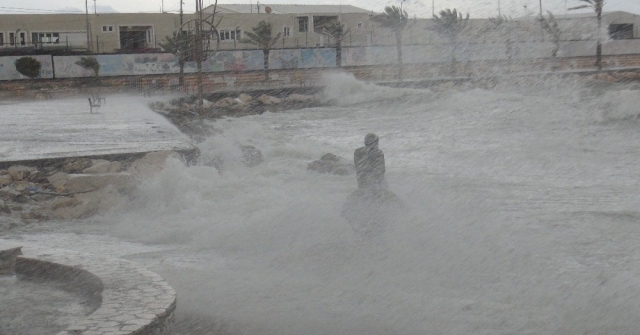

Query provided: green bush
[14,57,42,79]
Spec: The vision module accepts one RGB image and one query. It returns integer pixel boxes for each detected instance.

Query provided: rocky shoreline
[0,151,183,230]
[150,90,329,142]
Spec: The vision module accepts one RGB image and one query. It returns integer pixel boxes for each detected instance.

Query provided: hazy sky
[1,0,639,18]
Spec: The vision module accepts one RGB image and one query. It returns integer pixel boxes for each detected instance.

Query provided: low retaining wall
[0,239,177,335]
[1,53,640,99]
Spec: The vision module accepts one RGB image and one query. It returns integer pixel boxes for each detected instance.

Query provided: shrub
[14,57,42,79]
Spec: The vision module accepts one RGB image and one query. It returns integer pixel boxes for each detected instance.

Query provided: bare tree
[371,6,409,81]
[431,9,470,75]
[569,0,604,71]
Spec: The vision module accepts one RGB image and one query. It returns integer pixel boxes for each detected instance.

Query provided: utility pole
[432,0,435,18]
[539,0,543,16]
[180,0,183,26]
[85,0,91,52]
[195,0,204,115]
[94,0,97,15]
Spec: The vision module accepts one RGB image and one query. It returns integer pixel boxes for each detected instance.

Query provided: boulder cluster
[307,153,354,176]
[150,92,323,142]
[0,151,181,228]
[154,92,321,116]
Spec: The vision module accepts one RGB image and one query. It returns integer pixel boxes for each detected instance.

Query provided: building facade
[0,5,637,55]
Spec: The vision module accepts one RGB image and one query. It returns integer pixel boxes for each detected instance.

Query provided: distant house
[202,4,374,49]
[0,6,638,55]
[0,13,178,54]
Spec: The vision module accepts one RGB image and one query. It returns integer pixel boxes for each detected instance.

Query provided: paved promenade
[0,94,193,164]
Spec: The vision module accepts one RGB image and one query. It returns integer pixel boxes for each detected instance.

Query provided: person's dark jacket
[354,139,386,189]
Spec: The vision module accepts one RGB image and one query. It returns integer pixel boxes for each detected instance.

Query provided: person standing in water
[354,133,387,190]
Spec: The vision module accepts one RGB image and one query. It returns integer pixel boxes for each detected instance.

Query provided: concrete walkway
[0,94,193,164]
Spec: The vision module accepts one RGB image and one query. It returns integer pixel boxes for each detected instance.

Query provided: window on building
[32,32,60,44]
[102,25,115,33]
[19,32,25,46]
[283,27,291,37]
[220,29,242,41]
[313,16,338,32]
[9,33,14,46]
[119,25,153,50]
[609,24,633,40]
[0,33,4,46]
[298,16,309,33]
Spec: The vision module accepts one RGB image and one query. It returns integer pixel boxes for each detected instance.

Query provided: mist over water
[17,73,640,334]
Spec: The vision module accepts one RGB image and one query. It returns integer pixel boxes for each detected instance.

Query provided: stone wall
[1,40,640,80]
[1,53,640,99]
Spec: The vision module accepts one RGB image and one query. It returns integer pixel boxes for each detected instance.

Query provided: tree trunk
[551,43,559,58]
[263,49,270,81]
[178,58,185,86]
[596,9,602,71]
[395,31,403,81]
[450,38,457,76]
[336,39,342,67]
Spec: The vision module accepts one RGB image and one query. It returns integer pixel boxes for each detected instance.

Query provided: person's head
[364,133,379,148]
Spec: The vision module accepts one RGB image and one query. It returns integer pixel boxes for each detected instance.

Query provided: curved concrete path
[0,238,176,335]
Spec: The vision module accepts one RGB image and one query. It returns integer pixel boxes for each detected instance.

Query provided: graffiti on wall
[0,55,53,80]
[0,40,625,80]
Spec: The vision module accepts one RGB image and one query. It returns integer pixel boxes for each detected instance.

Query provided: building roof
[530,10,636,19]
[205,4,370,15]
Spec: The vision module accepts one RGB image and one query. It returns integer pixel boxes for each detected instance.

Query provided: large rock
[61,158,93,174]
[27,171,48,184]
[12,180,36,193]
[127,151,181,178]
[65,173,135,194]
[0,174,12,187]
[0,186,28,203]
[47,172,69,193]
[257,94,282,105]
[215,97,239,108]
[202,99,214,108]
[48,185,123,220]
[83,161,122,174]
[285,94,316,103]
[241,145,264,167]
[47,197,80,211]
[307,153,353,176]
[0,199,10,214]
[7,166,36,181]
[237,93,253,104]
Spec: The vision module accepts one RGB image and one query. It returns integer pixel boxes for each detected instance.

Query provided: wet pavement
[0,94,193,164]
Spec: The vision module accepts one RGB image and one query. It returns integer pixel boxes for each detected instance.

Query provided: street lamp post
[85,0,91,51]
[401,0,406,11]
[539,0,543,16]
